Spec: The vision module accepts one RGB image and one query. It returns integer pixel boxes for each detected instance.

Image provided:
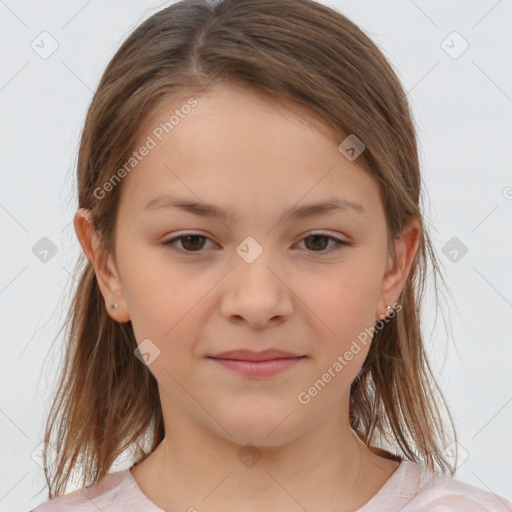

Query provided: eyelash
[162,232,352,255]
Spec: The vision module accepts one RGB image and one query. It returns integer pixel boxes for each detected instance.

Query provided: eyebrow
[144,195,367,221]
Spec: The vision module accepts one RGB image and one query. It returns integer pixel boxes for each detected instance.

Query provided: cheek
[119,251,195,339]
[301,264,380,338]
[295,261,381,385]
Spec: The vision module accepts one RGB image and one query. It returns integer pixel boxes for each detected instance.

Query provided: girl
[31,0,511,510]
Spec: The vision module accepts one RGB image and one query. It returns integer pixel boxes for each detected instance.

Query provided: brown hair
[42,0,458,498]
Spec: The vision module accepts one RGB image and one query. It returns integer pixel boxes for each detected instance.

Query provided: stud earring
[109,304,118,310]
[378,305,392,320]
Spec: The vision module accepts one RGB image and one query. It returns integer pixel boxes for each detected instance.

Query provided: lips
[207,349,306,378]
[208,348,304,361]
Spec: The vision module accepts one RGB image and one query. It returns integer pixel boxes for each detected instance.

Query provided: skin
[74,83,420,512]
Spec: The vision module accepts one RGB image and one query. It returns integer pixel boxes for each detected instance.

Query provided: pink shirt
[30,459,512,511]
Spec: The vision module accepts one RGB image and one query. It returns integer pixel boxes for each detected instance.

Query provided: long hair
[42,0,458,498]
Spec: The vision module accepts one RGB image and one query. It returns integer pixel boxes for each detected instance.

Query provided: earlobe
[73,208,131,323]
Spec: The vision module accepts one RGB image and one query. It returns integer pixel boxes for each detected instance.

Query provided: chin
[212,409,306,449]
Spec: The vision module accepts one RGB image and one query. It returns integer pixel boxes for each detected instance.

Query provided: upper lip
[209,349,304,361]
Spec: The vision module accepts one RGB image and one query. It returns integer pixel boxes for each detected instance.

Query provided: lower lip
[209,357,304,377]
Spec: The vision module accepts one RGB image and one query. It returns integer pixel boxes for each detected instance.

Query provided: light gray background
[1,1,511,511]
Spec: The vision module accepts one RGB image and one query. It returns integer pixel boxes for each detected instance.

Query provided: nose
[219,248,294,329]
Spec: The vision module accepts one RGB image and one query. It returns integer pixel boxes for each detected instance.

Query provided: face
[77,83,418,448]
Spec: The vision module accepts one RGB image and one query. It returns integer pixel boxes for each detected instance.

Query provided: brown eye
[180,235,207,251]
[304,235,330,251]
[299,233,350,254]
[164,234,213,252]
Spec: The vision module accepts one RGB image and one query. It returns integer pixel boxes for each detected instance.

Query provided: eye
[163,233,215,253]
[163,232,351,255]
[297,233,351,254]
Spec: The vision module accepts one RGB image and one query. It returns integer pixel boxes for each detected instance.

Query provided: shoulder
[29,470,132,512]
[400,461,512,511]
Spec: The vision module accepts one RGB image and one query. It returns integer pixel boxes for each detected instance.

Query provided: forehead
[117,83,383,223]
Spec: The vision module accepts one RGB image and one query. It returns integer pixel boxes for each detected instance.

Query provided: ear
[375,217,421,321]
[73,208,131,323]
